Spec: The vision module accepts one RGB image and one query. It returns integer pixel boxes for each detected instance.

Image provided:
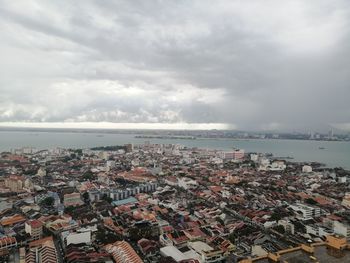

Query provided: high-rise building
[63,192,83,207]
[221,149,245,160]
[25,220,43,240]
[329,129,334,139]
[4,175,25,192]
[26,236,58,263]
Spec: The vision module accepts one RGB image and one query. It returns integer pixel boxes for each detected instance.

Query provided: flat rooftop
[314,245,350,263]
[246,245,350,263]
[280,250,315,263]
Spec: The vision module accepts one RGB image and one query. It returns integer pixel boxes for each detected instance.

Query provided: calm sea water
[0,131,349,169]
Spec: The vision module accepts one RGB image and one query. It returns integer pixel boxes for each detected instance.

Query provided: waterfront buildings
[221,149,245,160]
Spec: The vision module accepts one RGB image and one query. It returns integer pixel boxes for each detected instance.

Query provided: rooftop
[0,214,26,226]
[240,236,350,263]
[26,219,43,228]
[0,236,17,247]
[112,196,138,206]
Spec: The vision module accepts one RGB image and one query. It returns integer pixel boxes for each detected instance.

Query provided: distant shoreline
[0,127,348,143]
[135,135,196,140]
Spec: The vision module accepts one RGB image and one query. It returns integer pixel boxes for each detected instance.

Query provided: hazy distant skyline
[1,1,350,132]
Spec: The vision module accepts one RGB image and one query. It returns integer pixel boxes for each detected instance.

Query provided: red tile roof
[0,236,17,248]
[27,219,43,228]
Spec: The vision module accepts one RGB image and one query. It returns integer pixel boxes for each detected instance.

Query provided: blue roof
[112,197,138,206]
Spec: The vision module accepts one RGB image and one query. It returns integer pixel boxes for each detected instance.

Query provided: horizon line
[0,122,236,131]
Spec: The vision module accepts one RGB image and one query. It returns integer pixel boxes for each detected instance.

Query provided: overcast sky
[0,0,349,131]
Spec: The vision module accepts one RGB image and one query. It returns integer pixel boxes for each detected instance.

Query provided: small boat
[319,147,325,150]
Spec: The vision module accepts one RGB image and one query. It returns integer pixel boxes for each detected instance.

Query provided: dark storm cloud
[0,0,350,131]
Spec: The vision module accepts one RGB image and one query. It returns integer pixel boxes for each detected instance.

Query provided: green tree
[228,232,236,244]
[64,206,75,214]
[274,225,286,234]
[216,217,225,225]
[83,170,95,180]
[129,226,157,241]
[270,212,282,222]
[75,149,83,156]
[102,193,113,203]
[95,228,122,244]
[40,196,55,207]
[305,198,317,205]
[82,192,89,201]
[62,156,72,162]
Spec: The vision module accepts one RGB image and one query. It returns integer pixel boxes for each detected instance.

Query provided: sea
[0,130,349,169]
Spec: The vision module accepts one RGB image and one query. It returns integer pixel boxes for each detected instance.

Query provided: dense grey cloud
[0,0,349,131]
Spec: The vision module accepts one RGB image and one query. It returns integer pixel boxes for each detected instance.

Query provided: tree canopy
[40,196,55,207]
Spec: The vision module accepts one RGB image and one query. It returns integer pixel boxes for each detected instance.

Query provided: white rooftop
[160,246,187,262]
[189,241,213,253]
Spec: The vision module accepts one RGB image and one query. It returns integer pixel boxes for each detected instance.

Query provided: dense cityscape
[1,0,350,262]
[0,142,349,262]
